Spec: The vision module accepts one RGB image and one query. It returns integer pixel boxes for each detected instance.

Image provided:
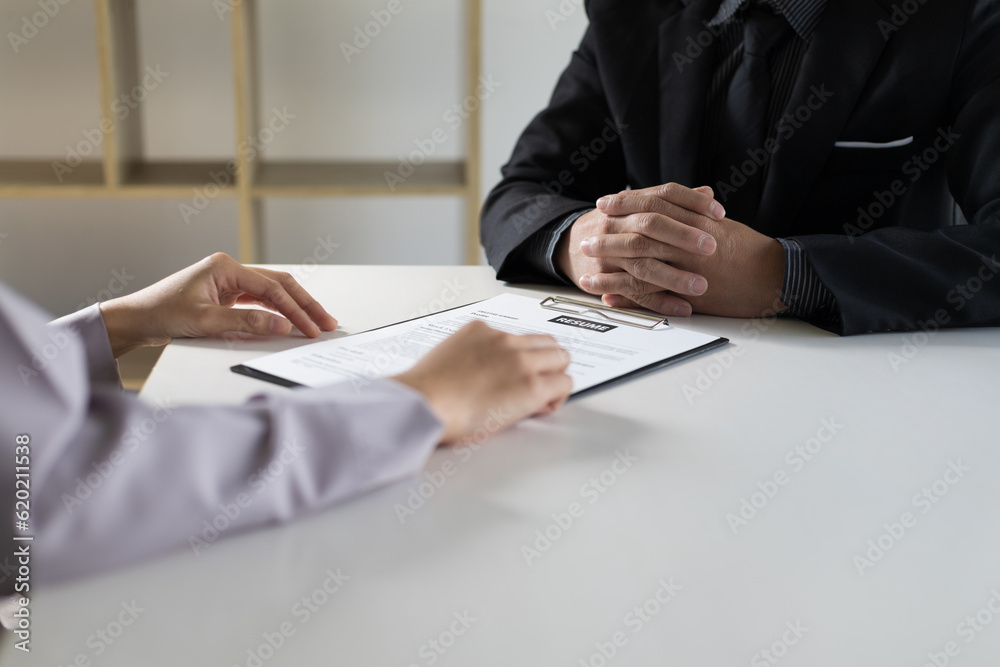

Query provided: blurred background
[0,0,588,316]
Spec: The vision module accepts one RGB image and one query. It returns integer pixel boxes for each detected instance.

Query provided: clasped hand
[556,183,787,318]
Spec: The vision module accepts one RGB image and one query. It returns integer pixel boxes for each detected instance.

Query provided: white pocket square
[834,136,915,149]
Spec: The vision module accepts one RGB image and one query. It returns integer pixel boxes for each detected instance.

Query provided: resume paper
[233,293,727,397]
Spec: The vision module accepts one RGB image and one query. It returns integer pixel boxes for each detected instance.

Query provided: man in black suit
[480,0,1000,335]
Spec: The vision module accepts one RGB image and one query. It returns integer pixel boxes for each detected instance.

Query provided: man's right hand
[393,321,573,445]
[555,183,725,316]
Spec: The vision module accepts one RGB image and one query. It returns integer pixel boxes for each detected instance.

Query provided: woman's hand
[100,253,338,357]
[394,320,574,444]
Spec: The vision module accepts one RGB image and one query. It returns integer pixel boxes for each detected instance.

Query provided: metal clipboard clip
[539,296,669,330]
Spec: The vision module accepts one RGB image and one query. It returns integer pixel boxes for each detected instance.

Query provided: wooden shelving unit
[0,0,483,264]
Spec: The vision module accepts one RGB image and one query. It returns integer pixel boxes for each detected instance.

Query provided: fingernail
[580,275,593,290]
[675,304,693,317]
[710,201,726,219]
[690,277,708,295]
[698,234,717,255]
[580,238,592,254]
[270,316,286,333]
[596,197,610,210]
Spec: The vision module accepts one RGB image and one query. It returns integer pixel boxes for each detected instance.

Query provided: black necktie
[714,5,793,223]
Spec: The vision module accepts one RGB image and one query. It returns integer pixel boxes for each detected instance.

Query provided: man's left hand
[579,184,788,318]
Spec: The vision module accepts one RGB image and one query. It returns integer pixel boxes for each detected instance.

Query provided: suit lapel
[657,0,723,187]
[758,0,891,236]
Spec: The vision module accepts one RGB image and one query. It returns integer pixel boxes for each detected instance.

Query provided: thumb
[204,306,292,338]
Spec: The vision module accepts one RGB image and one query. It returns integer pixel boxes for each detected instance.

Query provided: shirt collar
[708,0,828,41]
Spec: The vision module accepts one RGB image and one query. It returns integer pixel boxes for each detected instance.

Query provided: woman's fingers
[218,263,326,338]
[254,267,339,333]
[201,305,293,338]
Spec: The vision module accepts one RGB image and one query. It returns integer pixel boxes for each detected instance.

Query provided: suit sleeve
[0,284,442,589]
[50,305,123,388]
[480,19,629,283]
[792,0,1000,335]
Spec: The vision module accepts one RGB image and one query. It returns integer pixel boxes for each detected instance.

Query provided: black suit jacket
[480,0,1000,335]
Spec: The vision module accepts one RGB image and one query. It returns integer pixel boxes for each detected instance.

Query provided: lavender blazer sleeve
[0,283,443,593]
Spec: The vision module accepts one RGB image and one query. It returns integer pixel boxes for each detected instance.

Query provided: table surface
[6,266,1000,667]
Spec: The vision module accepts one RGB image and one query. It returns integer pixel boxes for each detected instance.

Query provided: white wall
[0,0,587,316]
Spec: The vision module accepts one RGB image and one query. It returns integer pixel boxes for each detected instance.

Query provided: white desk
[6,266,1000,667]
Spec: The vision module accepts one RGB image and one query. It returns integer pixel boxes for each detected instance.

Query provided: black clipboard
[232,295,729,400]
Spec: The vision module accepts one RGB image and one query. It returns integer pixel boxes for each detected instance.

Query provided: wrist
[555,233,574,284]
[389,370,456,443]
[99,297,151,358]
[556,219,588,288]
[759,239,788,313]
[548,210,591,284]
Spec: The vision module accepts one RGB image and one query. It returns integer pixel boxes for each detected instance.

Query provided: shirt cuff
[542,209,592,284]
[777,238,840,322]
[50,304,122,388]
